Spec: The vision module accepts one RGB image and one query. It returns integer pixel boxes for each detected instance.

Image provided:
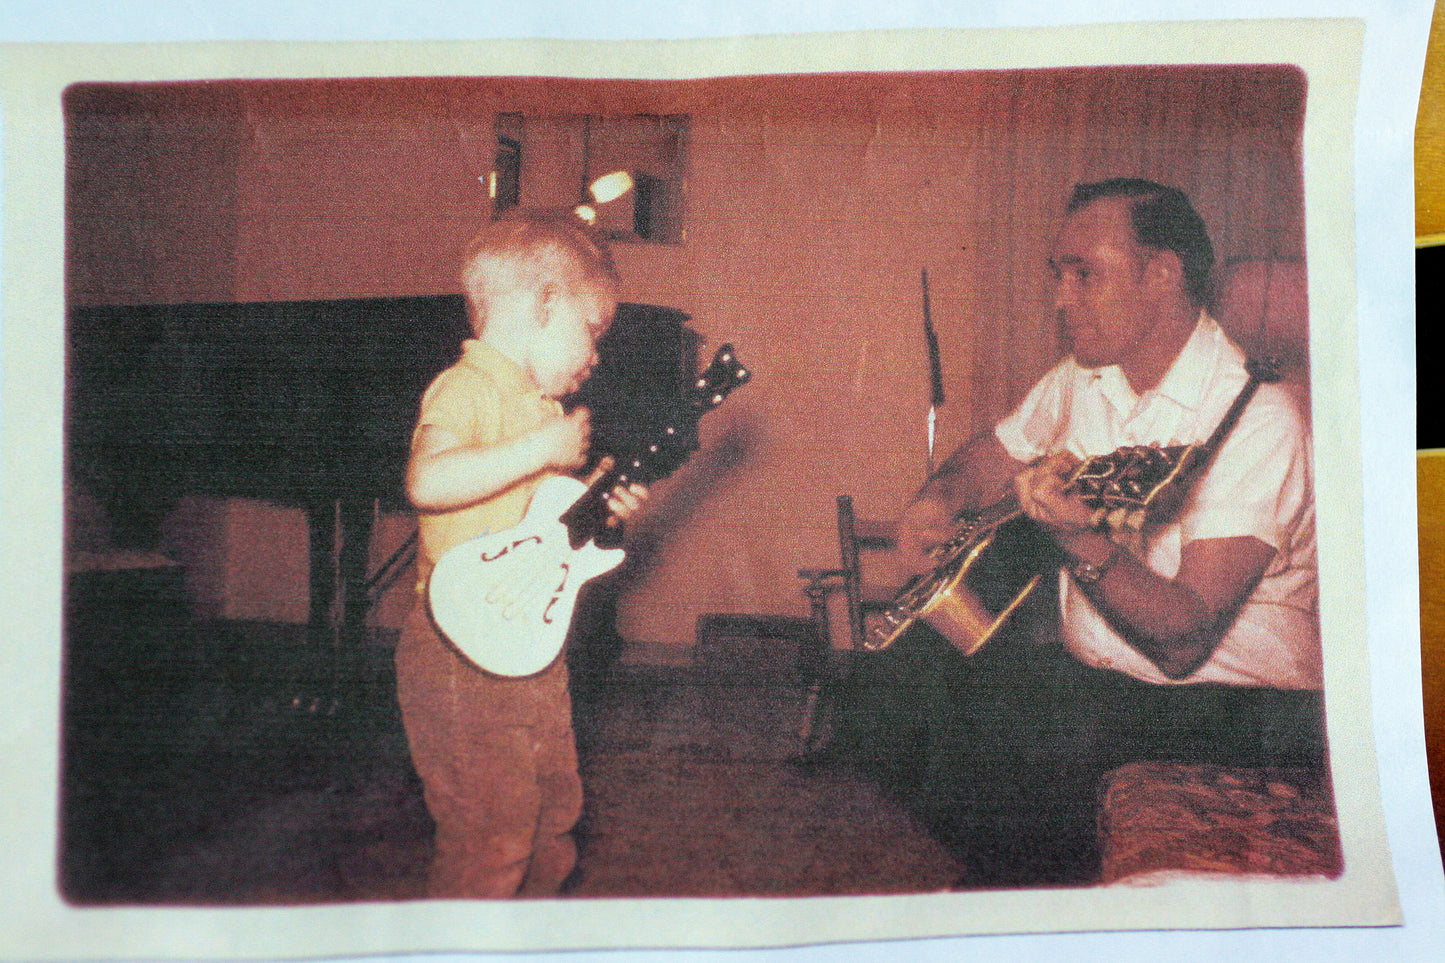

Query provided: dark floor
[57,606,961,905]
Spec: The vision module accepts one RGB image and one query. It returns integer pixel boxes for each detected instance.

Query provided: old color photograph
[1,19,1408,958]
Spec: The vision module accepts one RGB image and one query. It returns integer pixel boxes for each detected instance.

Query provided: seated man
[835,178,1323,888]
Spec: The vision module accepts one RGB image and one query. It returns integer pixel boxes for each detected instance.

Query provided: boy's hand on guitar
[1015,451,1102,534]
[603,483,648,526]
[585,456,649,527]
[537,408,593,472]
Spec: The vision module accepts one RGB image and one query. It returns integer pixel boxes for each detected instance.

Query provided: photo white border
[3,3,1442,961]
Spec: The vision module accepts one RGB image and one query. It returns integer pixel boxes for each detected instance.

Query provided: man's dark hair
[1067,178,1215,305]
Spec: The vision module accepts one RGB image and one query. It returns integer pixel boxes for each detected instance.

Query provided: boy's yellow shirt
[411,338,563,592]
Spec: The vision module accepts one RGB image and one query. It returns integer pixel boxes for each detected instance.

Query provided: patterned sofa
[1096,760,1342,885]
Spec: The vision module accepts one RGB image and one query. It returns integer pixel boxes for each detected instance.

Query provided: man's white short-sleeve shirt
[994,314,1320,690]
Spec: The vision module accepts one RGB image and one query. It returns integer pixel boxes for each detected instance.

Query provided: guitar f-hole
[480,535,543,563]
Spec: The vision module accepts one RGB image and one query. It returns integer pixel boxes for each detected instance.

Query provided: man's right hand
[893,430,1028,580]
[894,496,958,577]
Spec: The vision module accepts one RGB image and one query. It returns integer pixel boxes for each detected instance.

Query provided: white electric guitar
[427,344,751,677]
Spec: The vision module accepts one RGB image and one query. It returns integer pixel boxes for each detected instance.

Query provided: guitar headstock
[609,344,749,487]
[1068,444,1192,514]
[686,344,751,412]
[561,343,750,545]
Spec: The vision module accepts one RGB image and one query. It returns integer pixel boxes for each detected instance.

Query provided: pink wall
[66,68,1307,652]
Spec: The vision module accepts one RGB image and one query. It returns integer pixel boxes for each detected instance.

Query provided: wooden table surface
[1416,452,1445,859]
[1419,2,1445,243]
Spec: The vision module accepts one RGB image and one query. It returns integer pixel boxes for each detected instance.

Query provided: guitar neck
[948,489,1024,536]
[949,451,1118,533]
[947,441,1187,541]
[557,465,626,550]
[552,342,750,550]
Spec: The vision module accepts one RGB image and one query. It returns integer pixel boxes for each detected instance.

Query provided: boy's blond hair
[458,210,620,330]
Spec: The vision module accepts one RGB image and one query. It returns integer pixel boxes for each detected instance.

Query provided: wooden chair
[797,495,899,650]
[796,495,898,745]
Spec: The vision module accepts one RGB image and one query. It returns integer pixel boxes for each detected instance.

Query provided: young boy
[397,211,646,898]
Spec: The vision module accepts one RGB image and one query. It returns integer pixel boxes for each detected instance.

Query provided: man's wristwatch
[1070,544,1124,586]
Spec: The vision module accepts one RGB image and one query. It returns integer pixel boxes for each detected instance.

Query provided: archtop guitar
[868,357,1281,656]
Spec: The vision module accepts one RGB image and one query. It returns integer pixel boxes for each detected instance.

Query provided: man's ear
[1144,249,1185,293]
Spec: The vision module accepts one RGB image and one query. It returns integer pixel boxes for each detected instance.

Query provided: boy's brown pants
[394,607,583,898]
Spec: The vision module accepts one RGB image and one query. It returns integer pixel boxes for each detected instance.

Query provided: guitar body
[428,475,626,677]
[869,443,1201,655]
[874,511,1063,655]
